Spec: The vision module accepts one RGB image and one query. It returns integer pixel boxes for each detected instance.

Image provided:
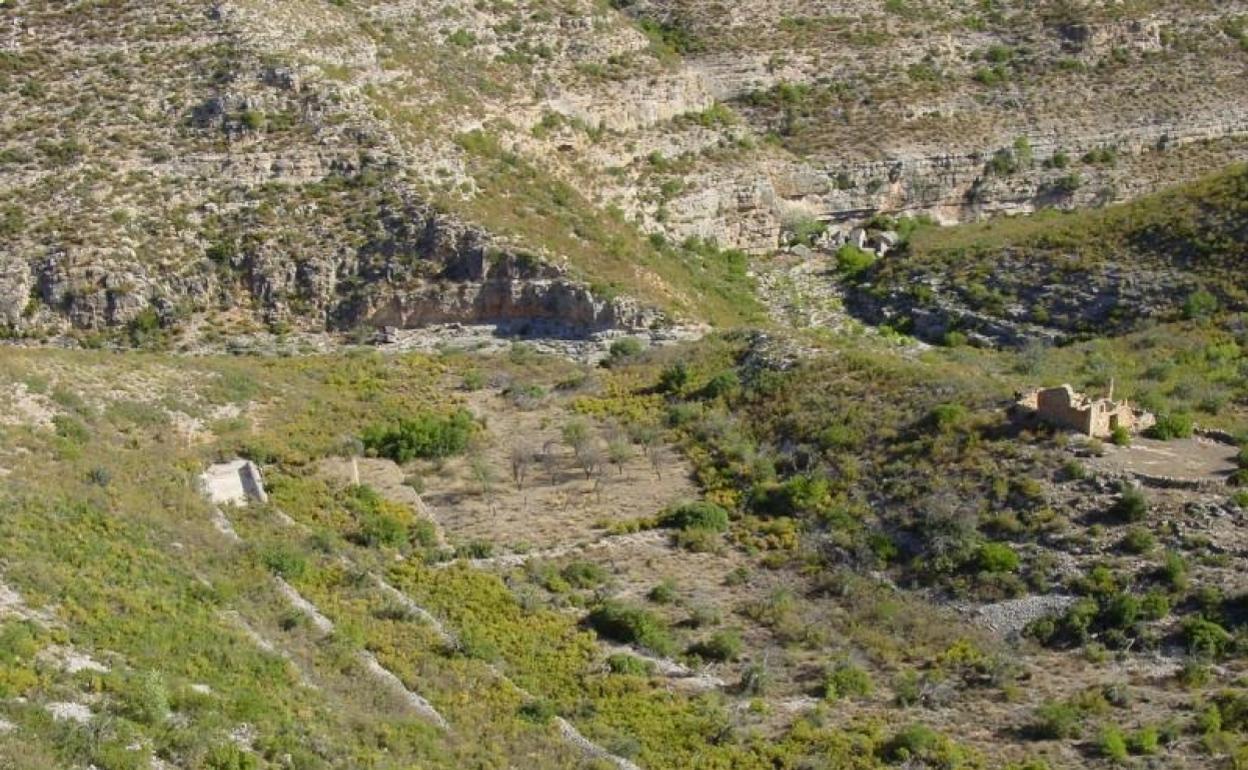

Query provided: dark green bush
[1183,289,1218,320]
[607,337,644,365]
[1110,484,1149,522]
[1119,527,1154,554]
[976,542,1020,573]
[588,601,675,656]
[518,699,556,723]
[1145,413,1194,440]
[648,579,678,604]
[688,629,742,662]
[1183,617,1232,658]
[660,501,730,532]
[823,662,873,700]
[881,723,942,762]
[699,370,740,399]
[361,409,475,462]
[658,362,690,393]
[1029,700,1082,739]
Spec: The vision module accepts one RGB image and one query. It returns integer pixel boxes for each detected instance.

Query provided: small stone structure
[1016,383,1155,438]
[200,459,268,505]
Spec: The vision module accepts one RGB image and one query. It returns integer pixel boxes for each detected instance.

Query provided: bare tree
[649,445,665,480]
[334,435,365,486]
[509,442,535,489]
[541,444,561,486]
[575,442,603,481]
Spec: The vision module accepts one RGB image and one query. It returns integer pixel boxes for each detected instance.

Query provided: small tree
[561,418,591,453]
[470,456,496,513]
[607,438,633,475]
[650,445,666,480]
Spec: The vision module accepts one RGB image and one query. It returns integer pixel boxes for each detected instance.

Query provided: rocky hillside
[847,163,1248,347]
[2,0,1247,341]
[0,0,753,341]
[616,0,1248,251]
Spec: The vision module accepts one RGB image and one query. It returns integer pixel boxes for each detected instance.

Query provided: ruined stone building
[1016,383,1155,438]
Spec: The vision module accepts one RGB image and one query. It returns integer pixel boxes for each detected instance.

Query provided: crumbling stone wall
[1023,384,1155,438]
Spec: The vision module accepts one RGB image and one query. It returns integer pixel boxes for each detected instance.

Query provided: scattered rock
[46,702,92,723]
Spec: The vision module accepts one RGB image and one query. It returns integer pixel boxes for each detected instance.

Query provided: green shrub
[1110,484,1149,522]
[1030,700,1081,739]
[260,545,307,579]
[206,744,258,770]
[52,415,90,443]
[823,661,873,700]
[648,579,678,604]
[561,560,608,589]
[1183,617,1232,658]
[1183,289,1219,320]
[126,671,170,726]
[1119,527,1154,554]
[361,409,475,462]
[976,542,1020,573]
[689,629,742,662]
[660,501,730,532]
[607,337,644,364]
[658,362,690,393]
[881,723,942,763]
[835,243,875,276]
[1159,550,1188,589]
[1140,590,1170,620]
[1063,459,1087,480]
[927,403,968,433]
[588,601,675,656]
[1145,413,1194,440]
[357,510,408,548]
[606,653,654,676]
[1127,725,1159,755]
[1097,725,1128,762]
[461,369,486,390]
[700,370,740,399]
[518,698,556,723]
[1110,425,1131,446]
[1103,593,1140,629]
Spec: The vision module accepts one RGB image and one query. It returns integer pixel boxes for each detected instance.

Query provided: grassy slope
[865,164,1248,333]
[906,163,1248,277]
[0,347,956,770]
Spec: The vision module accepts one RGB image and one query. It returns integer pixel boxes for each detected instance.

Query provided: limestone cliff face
[0,0,664,341]
[581,0,1248,254]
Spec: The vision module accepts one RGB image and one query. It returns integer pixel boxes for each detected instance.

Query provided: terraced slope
[603,0,1248,250]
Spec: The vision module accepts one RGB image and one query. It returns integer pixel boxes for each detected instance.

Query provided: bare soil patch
[412,391,698,552]
[1090,436,1238,481]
